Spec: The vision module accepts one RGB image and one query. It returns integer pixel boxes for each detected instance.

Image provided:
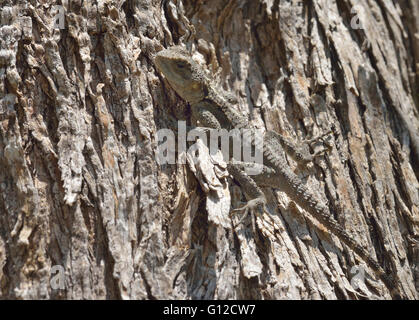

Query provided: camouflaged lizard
[154,46,400,297]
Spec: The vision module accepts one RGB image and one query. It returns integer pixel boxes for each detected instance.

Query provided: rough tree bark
[0,0,417,299]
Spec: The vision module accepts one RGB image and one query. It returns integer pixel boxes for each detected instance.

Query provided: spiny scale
[154,46,400,297]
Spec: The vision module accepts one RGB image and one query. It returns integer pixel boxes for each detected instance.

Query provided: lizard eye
[176,62,186,69]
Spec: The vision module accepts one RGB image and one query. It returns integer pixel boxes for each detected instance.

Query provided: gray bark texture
[0,0,418,299]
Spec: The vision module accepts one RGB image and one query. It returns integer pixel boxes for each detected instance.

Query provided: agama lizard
[154,46,400,298]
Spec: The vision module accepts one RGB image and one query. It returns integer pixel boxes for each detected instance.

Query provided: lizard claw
[231,197,267,231]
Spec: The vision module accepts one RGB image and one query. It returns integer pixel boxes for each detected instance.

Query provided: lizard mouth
[154,55,167,73]
[154,54,180,81]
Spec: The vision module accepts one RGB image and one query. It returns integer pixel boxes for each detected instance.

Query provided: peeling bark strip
[0,0,417,299]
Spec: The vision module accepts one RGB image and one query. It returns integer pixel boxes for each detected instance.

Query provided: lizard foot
[230,197,267,233]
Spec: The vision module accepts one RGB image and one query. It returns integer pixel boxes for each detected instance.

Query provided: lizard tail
[263,145,402,298]
[284,170,401,298]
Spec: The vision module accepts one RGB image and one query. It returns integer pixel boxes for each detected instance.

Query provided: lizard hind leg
[302,129,334,159]
[231,196,267,233]
[227,163,268,234]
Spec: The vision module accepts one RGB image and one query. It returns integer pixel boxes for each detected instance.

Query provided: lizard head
[154,46,206,104]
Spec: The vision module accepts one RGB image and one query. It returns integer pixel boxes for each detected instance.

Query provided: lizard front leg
[191,102,223,130]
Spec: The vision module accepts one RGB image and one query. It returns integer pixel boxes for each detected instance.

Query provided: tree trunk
[0,0,417,299]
